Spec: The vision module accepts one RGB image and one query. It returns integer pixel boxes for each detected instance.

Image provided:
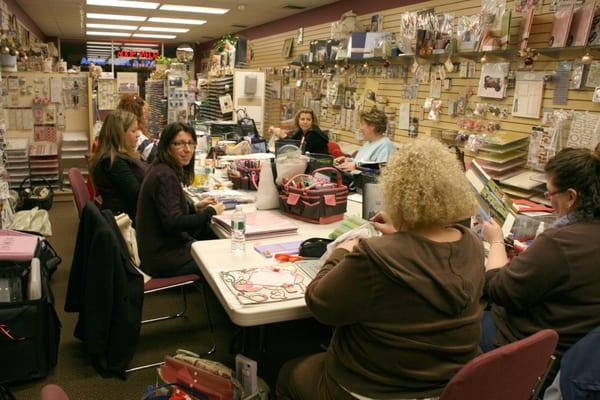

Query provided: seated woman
[89,109,146,223]
[136,123,224,278]
[277,139,485,400]
[335,108,397,172]
[117,93,156,162]
[481,147,600,362]
[272,108,329,155]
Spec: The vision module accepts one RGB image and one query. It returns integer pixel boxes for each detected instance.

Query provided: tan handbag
[114,213,151,283]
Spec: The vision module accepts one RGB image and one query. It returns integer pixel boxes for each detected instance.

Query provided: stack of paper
[145,79,167,138]
[474,132,529,179]
[29,141,59,190]
[212,211,298,240]
[61,131,89,191]
[0,230,39,261]
[5,138,29,189]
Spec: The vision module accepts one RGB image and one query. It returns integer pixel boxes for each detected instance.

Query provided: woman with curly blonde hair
[277,139,485,400]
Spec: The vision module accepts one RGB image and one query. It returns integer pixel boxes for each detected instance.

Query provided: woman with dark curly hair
[481,146,600,365]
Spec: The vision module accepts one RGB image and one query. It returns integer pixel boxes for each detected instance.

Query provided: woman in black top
[90,110,146,224]
[136,123,225,278]
[289,108,329,155]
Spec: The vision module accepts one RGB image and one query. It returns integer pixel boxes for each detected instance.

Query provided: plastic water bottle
[231,205,246,253]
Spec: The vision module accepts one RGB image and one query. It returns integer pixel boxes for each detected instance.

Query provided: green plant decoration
[155,55,177,65]
[214,33,239,53]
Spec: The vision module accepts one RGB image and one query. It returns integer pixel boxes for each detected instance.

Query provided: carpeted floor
[9,201,329,399]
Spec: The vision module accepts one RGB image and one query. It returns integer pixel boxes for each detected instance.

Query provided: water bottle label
[231,220,245,230]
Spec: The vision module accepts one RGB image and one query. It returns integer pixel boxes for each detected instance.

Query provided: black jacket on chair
[65,202,144,378]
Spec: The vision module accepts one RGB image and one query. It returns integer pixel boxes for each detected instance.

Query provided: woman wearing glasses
[136,123,225,278]
[90,110,146,224]
[481,147,600,363]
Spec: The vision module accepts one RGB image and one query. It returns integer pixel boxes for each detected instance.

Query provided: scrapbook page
[512,79,544,119]
[220,265,310,305]
[477,63,509,99]
[570,1,596,46]
[549,5,575,47]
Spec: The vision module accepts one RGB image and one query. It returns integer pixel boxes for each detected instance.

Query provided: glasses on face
[170,141,197,149]
[544,189,566,200]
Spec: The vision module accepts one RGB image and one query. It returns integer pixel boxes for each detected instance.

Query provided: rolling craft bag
[0,260,60,384]
[279,167,348,224]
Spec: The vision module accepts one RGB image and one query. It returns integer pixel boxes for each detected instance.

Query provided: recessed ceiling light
[159,4,229,14]
[148,17,206,25]
[133,33,176,39]
[87,31,132,37]
[87,23,138,30]
[123,42,159,47]
[86,0,158,9]
[86,13,147,22]
[139,26,189,33]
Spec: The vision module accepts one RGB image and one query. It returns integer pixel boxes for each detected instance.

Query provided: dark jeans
[152,258,200,278]
[480,310,498,353]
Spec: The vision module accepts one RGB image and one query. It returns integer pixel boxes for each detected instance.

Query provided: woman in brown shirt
[482,147,600,360]
[277,139,486,400]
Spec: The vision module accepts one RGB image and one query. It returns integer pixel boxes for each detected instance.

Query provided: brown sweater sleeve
[305,245,374,326]
[484,231,569,311]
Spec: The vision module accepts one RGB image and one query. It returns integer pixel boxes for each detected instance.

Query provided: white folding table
[191,200,361,327]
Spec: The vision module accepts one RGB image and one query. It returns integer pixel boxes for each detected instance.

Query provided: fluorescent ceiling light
[87,31,132,37]
[86,23,138,30]
[148,17,205,25]
[133,33,176,39]
[159,4,229,14]
[87,41,123,45]
[86,13,146,21]
[86,45,114,48]
[123,42,159,47]
[86,0,158,9]
[139,26,189,33]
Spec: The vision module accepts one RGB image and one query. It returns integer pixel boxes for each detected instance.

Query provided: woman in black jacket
[136,123,224,278]
[90,110,146,224]
[270,108,329,155]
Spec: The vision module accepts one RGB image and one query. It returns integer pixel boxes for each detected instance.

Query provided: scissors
[274,253,303,263]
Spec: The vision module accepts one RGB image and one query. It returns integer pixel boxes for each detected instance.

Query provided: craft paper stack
[212,211,298,240]
[60,131,88,191]
[5,138,29,189]
[197,76,234,122]
[145,79,167,138]
[29,141,59,190]
[474,132,529,180]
